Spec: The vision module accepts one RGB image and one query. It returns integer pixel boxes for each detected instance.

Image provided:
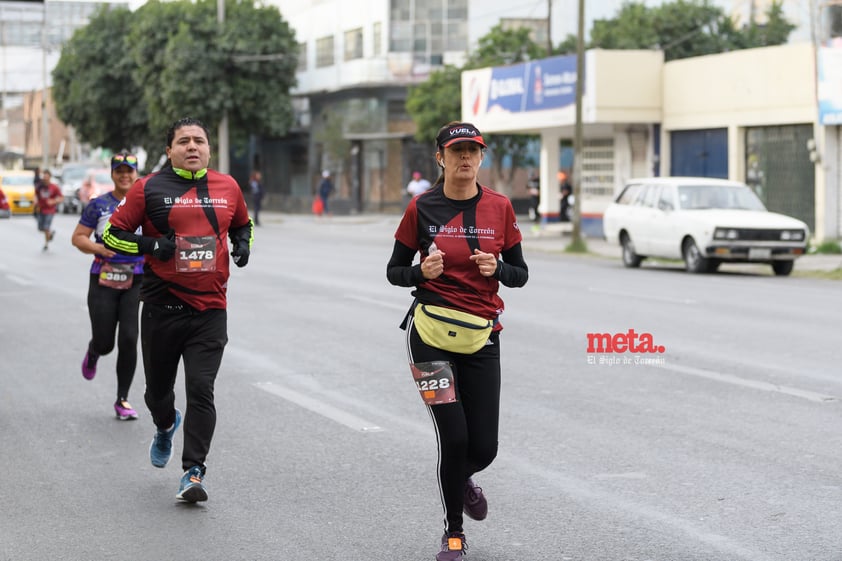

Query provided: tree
[467,24,547,68]
[406,65,462,146]
[589,0,794,61]
[406,25,544,194]
[738,1,795,48]
[52,6,146,153]
[464,25,540,193]
[52,0,298,164]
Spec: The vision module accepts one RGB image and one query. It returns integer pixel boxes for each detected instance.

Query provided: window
[344,27,363,61]
[316,35,334,68]
[296,42,307,72]
[389,0,467,55]
[658,187,675,211]
[581,138,615,198]
[616,184,642,205]
[641,185,660,208]
[373,22,382,56]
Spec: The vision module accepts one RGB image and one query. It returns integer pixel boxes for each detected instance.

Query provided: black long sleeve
[386,240,424,287]
[495,242,529,287]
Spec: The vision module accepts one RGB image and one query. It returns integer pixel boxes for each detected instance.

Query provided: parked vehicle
[56,162,94,214]
[79,168,114,206]
[602,177,809,276]
[0,186,11,218]
[0,170,37,215]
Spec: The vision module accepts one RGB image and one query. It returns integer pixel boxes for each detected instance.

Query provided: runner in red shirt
[34,170,64,251]
[104,118,253,503]
[387,121,529,561]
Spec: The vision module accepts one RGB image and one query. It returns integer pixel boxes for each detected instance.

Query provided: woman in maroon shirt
[387,121,529,561]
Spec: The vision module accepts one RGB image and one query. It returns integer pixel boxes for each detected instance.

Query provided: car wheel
[620,233,643,268]
[682,238,711,273]
[771,260,794,276]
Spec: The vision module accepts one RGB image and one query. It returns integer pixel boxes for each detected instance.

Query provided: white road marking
[665,363,837,403]
[253,381,384,432]
[6,274,32,286]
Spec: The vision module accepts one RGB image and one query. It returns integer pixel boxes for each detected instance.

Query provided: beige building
[468,43,840,241]
[20,88,74,170]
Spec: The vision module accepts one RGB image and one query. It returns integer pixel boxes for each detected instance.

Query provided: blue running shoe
[149,409,181,468]
[176,466,208,503]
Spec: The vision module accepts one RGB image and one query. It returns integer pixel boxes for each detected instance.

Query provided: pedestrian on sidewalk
[249,170,264,226]
[71,152,144,420]
[104,117,254,503]
[318,170,334,216]
[386,121,529,561]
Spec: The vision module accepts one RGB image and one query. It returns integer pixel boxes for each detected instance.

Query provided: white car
[602,177,809,276]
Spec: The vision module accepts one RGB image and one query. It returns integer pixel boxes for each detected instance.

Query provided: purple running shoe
[114,399,138,420]
[82,350,98,380]
[463,478,487,521]
[436,532,467,561]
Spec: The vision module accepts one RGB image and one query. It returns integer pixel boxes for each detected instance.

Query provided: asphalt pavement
[3,211,842,560]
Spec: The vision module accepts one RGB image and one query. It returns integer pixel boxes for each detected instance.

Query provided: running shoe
[114,399,138,420]
[436,532,467,561]
[149,409,182,468]
[81,350,98,380]
[176,466,208,503]
[463,478,487,521]
[49,230,56,241]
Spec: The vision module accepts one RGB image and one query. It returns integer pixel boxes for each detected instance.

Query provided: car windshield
[94,172,111,184]
[677,184,767,211]
[1,174,35,186]
[62,167,89,182]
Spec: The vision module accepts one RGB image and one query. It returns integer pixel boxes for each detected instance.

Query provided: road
[1,211,840,561]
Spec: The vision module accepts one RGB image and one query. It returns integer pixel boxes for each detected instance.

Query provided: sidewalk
[521,221,842,273]
[266,211,841,274]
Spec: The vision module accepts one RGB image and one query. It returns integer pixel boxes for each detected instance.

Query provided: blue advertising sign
[486,55,578,115]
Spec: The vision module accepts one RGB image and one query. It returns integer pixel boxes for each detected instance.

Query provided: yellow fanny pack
[413,303,493,354]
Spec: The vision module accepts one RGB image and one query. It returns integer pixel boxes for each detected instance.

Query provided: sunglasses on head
[112,154,138,165]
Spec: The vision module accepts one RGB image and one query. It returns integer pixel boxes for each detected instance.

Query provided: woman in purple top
[71,153,145,420]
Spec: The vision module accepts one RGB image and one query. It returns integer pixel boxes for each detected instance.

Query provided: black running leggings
[141,303,228,473]
[406,317,501,534]
[86,274,141,399]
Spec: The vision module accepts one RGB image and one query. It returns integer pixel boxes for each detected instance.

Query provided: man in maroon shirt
[34,170,64,251]
[104,117,253,503]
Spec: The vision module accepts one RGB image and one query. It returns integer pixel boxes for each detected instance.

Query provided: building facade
[469,43,840,241]
[264,0,562,213]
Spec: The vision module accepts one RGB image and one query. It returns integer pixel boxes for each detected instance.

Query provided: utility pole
[547,0,552,56]
[41,1,48,169]
[568,0,586,251]
[217,0,229,174]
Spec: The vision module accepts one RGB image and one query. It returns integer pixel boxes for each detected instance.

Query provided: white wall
[662,42,817,129]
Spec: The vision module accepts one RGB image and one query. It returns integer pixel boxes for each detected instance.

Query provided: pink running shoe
[82,350,98,380]
[114,399,138,420]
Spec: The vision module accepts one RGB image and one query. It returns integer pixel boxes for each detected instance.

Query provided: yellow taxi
[0,170,37,215]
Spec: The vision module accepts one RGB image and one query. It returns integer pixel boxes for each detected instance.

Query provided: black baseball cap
[436,122,487,149]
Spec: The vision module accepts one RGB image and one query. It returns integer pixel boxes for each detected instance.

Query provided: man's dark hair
[166,117,210,148]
